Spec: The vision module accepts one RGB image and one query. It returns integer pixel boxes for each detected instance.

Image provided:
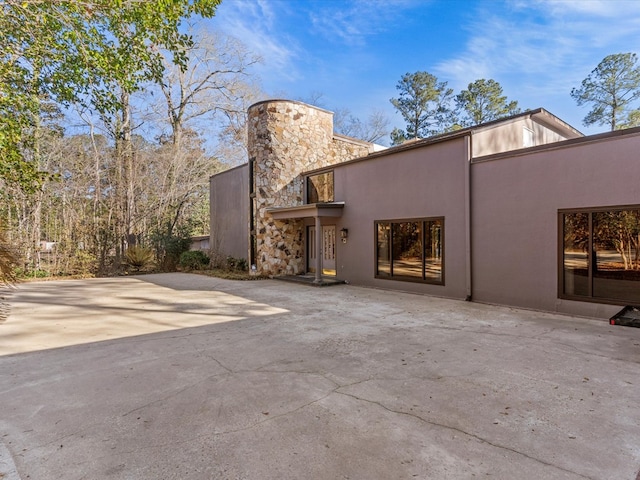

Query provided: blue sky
[207,0,640,142]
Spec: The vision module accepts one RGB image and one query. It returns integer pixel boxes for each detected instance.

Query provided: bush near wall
[179,250,210,270]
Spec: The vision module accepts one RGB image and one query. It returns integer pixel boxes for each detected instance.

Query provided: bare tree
[149,30,263,237]
[214,79,266,166]
[155,30,262,147]
[334,108,390,144]
[1,25,266,277]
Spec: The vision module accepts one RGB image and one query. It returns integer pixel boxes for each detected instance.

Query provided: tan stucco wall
[211,96,636,319]
[209,164,249,261]
[329,136,470,299]
[471,130,640,318]
[248,100,374,276]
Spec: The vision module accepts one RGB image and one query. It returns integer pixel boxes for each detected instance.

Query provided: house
[210,99,640,319]
[189,235,210,251]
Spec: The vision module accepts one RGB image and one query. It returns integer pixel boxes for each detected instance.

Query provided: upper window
[376,218,443,284]
[307,171,334,204]
[561,206,640,304]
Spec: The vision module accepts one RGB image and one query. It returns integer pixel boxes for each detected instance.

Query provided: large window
[376,218,443,284]
[561,206,640,304]
[307,171,334,203]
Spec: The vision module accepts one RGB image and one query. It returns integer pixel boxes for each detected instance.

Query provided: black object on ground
[610,306,640,327]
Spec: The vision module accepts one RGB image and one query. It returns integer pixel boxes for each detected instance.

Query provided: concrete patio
[0,273,639,479]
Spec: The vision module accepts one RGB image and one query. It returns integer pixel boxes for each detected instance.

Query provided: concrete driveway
[1,273,639,480]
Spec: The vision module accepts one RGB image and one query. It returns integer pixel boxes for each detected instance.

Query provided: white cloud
[534,0,640,18]
[212,0,431,97]
[435,0,640,98]
[213,0,302,82]
[308,0,427,46]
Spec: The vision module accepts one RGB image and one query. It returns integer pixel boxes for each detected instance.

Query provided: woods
[0,0,262,278]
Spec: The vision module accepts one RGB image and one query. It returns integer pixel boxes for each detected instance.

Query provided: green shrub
[125,246,155,271]
[69,250,97,276]
[150,227,192,272]
[15,268,50,279]
[179,250,210,270]
[226,256,248,271]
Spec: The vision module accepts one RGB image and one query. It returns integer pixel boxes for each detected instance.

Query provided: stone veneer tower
[247,100,374,276]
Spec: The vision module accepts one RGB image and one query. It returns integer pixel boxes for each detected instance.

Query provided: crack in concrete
[21,366,621,480]
[200,354,233,373]
[121,373,229,418]
[213,391,334,436]
[205,377,376,437]
[121,368,339,426]
[206,374,373,436]
[334,390,597,480]
[115,387,344,451]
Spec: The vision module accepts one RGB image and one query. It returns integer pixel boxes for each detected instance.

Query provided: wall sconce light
[340,228,348,243]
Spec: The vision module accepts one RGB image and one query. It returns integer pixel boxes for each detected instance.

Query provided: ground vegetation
[0,1,264,279]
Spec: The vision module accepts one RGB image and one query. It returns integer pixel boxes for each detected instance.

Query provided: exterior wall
[211,96,637,319]
[472,117,577,158]
[471,130,640,318]
[248,100,373,276]
[189,236,210,251]
[528,119,574,146]
[331,136,470,299]
[209,164,249,260]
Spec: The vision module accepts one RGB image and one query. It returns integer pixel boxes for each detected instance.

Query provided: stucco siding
[209,164,249,260]
[472,121,524,157]
[472,117,577,158]
[332,137,469,299]
[529,119,571,146]
[471,131,640,318]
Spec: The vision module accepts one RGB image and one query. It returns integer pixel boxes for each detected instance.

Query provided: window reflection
[307,172,334,203]
[425,219,443,281]
[393,222,422,279]
[593,210,640,303]
[375,218,443,284]
[563,212,589,297]
[377,222,391,277]
[561,207,640,304]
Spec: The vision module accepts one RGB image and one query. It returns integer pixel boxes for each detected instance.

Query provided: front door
[308,225,336,275]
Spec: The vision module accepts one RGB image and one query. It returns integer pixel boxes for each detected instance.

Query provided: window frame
[375,217,444,285]
[306,170,334,204]
[558,205,640,305]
